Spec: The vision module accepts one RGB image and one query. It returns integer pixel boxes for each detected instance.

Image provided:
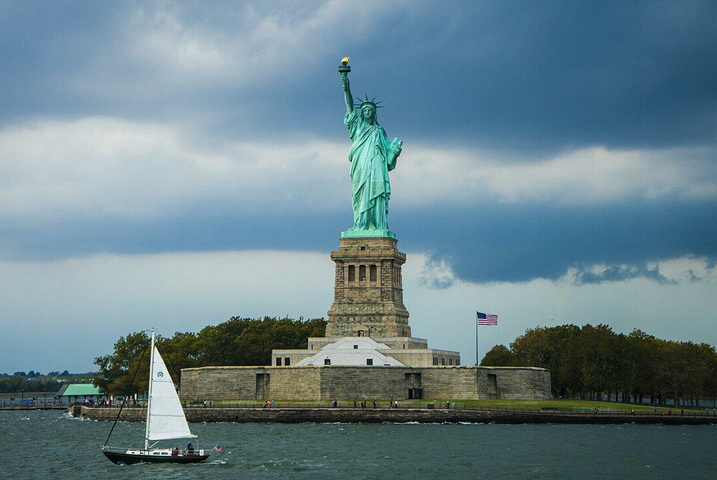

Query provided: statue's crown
[355,95,384,109]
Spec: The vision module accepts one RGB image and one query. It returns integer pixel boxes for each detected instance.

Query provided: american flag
[477,312,498,326]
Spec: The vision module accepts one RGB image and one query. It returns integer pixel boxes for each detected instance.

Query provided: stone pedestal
[326,237,411,337]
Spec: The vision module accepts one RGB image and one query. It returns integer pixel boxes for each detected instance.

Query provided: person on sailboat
[187,442,194,455]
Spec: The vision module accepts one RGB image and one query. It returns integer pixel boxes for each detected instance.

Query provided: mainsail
[146,344,195,442]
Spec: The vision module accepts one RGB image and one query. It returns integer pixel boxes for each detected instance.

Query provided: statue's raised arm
[339,59,353,115]
[337,57,402,239]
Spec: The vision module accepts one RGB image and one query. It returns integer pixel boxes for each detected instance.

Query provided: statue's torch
[338,57,351,75]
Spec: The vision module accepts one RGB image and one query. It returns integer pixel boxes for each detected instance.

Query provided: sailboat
[102,332,212,464]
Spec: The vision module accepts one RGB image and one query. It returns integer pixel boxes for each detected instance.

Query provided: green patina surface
[340,228,396,239]
[339,60,402,239]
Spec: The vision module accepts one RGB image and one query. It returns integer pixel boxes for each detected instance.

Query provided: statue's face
[361,105,376,122]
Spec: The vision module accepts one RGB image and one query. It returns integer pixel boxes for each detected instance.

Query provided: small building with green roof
[57,384,103,404]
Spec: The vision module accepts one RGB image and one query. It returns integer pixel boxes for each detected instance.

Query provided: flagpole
[475,312,479,366]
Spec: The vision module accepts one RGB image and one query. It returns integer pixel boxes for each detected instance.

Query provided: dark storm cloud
[4,199,716,285]
[570,264,677,286]
[2,2,715,153]
[345,1,717,152]
[0,210,344,262]
[1,1,716,286]
[394,200,717,284]
[0,2,123,122]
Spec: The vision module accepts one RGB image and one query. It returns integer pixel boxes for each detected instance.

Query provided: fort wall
[180,365,551,402]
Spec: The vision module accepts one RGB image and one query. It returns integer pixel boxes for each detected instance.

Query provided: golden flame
[341,57,350,66]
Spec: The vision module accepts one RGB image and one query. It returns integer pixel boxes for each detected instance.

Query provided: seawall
[72,405,717,425]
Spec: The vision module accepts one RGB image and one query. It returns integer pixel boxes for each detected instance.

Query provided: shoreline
[0,405,66,411]
[70,405,717,425]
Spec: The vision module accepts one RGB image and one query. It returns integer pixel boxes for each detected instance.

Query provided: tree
[160,331,201,387]
[0,376,23,393]
[94,317,327,395]
[491,324,717,403]
[94,332,151,396]
[509,324,581,397]
[702,343,717,405]
[481,345,514,366]
[623,329,657,403]
[577,325,620,400]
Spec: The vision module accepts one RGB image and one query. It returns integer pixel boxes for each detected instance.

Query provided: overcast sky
[1,1,715,374]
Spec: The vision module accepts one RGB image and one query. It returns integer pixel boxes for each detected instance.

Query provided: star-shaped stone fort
[179,61,550,403]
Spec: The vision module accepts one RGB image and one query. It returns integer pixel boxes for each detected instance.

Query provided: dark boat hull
[103,450,210,465]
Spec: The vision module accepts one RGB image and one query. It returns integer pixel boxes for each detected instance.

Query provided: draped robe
[344,109,399,231]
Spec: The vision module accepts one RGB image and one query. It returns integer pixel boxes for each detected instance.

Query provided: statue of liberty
[339,58,402,238]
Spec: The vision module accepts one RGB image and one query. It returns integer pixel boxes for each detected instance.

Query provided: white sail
[146,345,195,441]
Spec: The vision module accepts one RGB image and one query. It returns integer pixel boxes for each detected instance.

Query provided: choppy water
[1,410,716,479]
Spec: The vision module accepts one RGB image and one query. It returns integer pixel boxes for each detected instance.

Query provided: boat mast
[144,331,155,451]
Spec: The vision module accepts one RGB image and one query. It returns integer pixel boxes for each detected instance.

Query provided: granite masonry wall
[480,366,553,400]
[180,365,551,402]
